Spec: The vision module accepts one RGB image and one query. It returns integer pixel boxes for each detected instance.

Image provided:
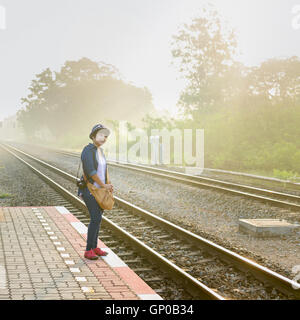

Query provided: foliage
[146,4,300,177]
[273,169,299,181]
[17,58,155,147]
[16,5,300,177]
[0,193,13,199]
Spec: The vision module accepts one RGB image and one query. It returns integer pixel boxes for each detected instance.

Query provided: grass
[0,193,13,199]
[0,164,12,198]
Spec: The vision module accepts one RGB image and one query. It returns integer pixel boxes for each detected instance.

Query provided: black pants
[81,186,104,251]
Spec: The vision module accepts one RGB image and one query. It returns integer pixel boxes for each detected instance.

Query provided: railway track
[107,163,300,211]
[1,142,300,300]
[203,168,300,187]
[16,143,300,213]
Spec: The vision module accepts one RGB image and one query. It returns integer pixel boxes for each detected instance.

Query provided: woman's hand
[104,184,114,192]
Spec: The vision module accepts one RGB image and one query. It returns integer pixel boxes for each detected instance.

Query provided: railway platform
[0,206,162,300]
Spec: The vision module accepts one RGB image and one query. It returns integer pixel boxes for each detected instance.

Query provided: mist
[0,0,300,178]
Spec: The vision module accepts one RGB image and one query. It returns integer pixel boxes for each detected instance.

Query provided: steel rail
[24,144,300,212]
[0,143,224,300]
[2,142,300,299]
[7,141,300,187]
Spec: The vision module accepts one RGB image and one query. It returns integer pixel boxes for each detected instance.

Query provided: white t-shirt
[93,147,106,188]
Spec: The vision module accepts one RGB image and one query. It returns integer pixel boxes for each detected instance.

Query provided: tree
[17,68,55,138]
[171,4,238,119]
[18,58,155,144]
[245,56,300,104]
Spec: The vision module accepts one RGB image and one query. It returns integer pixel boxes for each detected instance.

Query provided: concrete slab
[238,218,300,237]
[185,166,204,175]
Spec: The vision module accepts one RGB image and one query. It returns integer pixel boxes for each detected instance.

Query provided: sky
[0,0,299,122]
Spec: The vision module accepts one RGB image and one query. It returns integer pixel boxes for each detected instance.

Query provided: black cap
[89,124,111,139]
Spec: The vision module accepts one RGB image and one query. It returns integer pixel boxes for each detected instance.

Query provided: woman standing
[77,124,114,260]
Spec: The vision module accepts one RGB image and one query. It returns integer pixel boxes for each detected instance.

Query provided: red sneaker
[84,249,98,260]
[93,248,108,256]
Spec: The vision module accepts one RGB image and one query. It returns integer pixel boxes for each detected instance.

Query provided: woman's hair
[91,129,108,140]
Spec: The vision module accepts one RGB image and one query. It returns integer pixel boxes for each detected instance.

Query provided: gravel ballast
[2,142,300,282]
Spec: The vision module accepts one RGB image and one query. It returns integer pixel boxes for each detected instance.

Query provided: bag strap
[76,159,82,181]
[83,171,89,183]
[83,169,110,185]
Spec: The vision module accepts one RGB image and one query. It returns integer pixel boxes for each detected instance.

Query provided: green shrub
[272,169,299,181]
[0,193,13,199]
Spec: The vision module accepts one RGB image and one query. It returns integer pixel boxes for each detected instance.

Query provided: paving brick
[1,207,159,301]
[23,295,37,300]
[10,295,25,299]
[0,289,9,295]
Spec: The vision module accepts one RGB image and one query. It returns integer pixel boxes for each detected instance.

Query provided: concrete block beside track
[239,218,300,237]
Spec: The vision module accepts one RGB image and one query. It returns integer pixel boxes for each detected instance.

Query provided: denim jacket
[77,143,107,197]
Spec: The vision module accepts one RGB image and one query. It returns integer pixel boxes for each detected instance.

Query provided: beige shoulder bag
[83,166,114,210]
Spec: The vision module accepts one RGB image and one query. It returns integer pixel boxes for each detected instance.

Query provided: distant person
[77,124,113,260]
